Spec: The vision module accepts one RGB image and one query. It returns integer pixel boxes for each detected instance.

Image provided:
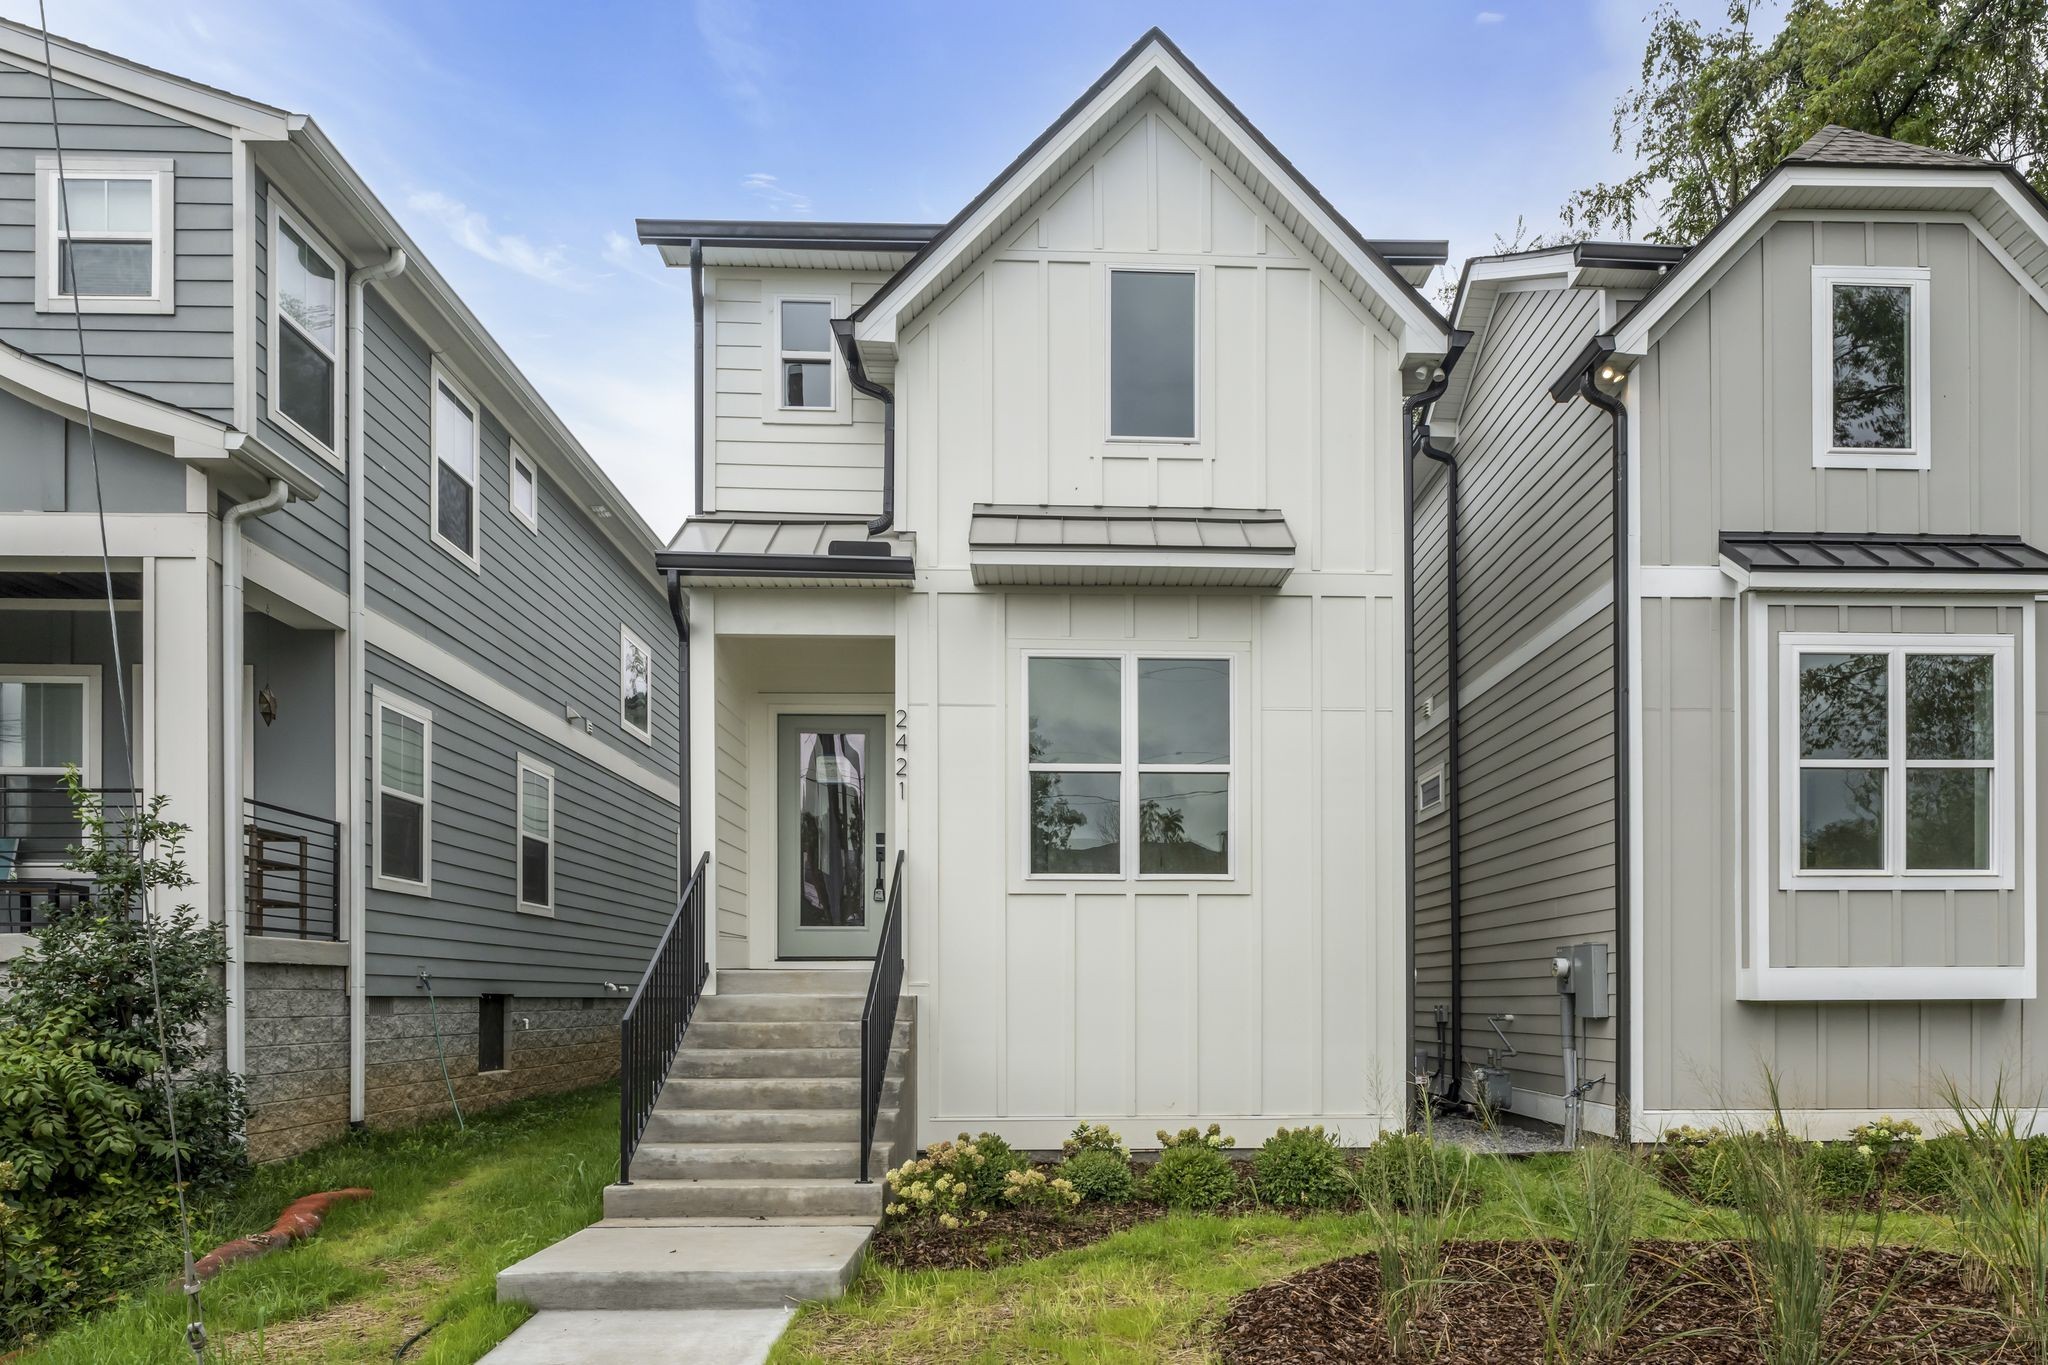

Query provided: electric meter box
[1555,942,1611,1020]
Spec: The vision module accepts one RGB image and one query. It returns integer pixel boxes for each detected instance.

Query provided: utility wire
[35,7,207,1359]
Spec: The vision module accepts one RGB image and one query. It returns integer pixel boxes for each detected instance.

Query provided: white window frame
[1416,762,1446,820]
[372,688,433,896]
[770,294,843,422]
[514,753,556,916]
[1810,265,1931,470]
[0,666,101,874]
[1106,266,1200,444]
[265,196,347,465]
[33,155,174,315]
[1020,650,1238,884]
[1776,632,2015,892]
[508,442,539,533]
[620,625,654,745]
[429,360,484,573]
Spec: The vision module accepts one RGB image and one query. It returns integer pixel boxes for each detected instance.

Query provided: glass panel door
[777,714,887,959]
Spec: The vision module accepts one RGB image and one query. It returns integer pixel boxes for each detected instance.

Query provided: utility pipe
[830,318,896,537]
[1418,425,1465,1104]
[689,242,706,517]
[665,569,691,877]
[221,476,291,1077]
[346,248,409,1125]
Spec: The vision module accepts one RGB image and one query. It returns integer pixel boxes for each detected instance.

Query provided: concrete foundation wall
[244,962,350,1161]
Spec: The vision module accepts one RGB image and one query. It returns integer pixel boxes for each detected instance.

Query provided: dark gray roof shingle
[1786,125,1997,170]
[1722,531,2048,574]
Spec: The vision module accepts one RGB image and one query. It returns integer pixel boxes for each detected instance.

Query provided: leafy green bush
[1900,1132,1972,1199]
[1057,1148,1136,1204]
[1252,1125,1352,1209]
[1141,1131,1239,1210]
[1357,1131,1467,1212]
[1806,1142,1876,1202]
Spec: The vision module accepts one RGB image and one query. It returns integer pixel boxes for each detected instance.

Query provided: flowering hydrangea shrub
[1002,1166,1082,1212]
[882,1133,1022,1228]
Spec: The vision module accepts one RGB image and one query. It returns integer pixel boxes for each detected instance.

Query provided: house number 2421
[895,708,908,797]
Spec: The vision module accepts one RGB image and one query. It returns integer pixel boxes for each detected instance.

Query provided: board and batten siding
[1634,213,2048,1120]
[241,169,347,591]
[358,294,677,778]
[883,90,1409,1144]
[362,649,678,996]
[705,268,889,517]
[0,60,234,418]
[1412,284,1620,1126]
[713,646,749,957]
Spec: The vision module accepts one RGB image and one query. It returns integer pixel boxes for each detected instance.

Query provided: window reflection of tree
[798,731,865,928]
[1799,653,1886,869]
[1833,285,1910,448]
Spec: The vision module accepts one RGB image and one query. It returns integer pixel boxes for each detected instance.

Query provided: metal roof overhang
[659,516,915,588]
[968,504,1296,587]
[1720,531,2048,592]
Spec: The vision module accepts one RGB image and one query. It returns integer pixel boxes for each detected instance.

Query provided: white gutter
[347,248,408,1124]
[221,476,292,1077]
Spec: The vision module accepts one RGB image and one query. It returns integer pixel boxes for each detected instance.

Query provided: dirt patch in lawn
[1219,1240,2030,1363]
[868,1202,1169,1271]
[217,1257,455,1362]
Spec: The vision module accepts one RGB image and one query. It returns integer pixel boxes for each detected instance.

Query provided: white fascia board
[1613,165,2047,356]
[0,19,293,141]
[1739,964,2035,1002]
[1737,568,2048,594]
[853,39,1447,352]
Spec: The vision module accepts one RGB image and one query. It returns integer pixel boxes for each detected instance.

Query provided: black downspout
[1400,329,1471,1123]
[1419,426,1464,1105]
[666,569,692,879]
[831,318,895,536]
[690,242,706,517]
[1555,337,1631,1136]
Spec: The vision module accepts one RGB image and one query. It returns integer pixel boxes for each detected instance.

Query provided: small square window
[36,156,173,315]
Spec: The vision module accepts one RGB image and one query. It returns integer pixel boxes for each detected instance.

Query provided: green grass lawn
[17,1086,615,1365]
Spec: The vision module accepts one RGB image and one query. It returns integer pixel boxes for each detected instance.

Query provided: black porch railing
[858,850,906,1184]
[618,851,711,1185]
[0,785,139,933]
[243,799,341,940]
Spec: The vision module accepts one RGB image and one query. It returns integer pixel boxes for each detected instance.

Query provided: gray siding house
[1417,129,2048,1139]
[0,24,680,1160]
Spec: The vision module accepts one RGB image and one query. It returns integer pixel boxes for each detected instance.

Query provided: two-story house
[619,29,1452,1228]
[0,23,682,1160]
[1416,128,2048,1140]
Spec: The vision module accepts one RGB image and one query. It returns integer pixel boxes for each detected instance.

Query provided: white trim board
[1640,565,1734,599]
[1642,1107,2048,1142]
[363,608,678,803]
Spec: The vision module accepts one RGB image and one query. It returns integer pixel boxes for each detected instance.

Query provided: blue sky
[6,0,1743,537]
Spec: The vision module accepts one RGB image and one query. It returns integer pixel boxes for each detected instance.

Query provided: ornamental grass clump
[1940,1080,2048,1360]
[1507,1142,1656,1364]
[1141,1125,1238,1210]
[1252,1125,1353,1210]
[1358,1085,1468,1360]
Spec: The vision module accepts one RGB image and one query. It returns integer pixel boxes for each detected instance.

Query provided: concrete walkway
[484,1308,792,1364]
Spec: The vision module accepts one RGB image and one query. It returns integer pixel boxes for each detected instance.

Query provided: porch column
[688,589,718,983]
[141,551,222,927]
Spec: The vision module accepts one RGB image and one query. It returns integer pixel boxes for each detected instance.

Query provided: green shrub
[1252,1125,1353,1209]
[1001,1166,1081,1213]
[1142,1143,1239,1210]
[1060,1123,1126,1158]
[1806,1142,1876,1202]
[1357,1131,1467,1212]
[1657,1126,1761,1207]
[881,1132,1024,1227]
[1058,1148,1136,1204]
[1900,1132,1972,1199]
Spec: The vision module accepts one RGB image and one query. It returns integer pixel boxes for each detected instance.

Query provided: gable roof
[849,28,1449,355]
[1610,127,2048,359]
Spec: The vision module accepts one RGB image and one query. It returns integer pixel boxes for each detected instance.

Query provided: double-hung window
[1812,265,1930,468]
[515,756,554,914]
[431,364,482,569]
[0,670,94,866]
[374,692,432,893]
[1025,653,1233,878]
[1782,635,2011,885]
[1109,269,1196,440]
[36,156,173,314]
[270,201,344,457]
[777,299,835,410]
[620,627,653,743]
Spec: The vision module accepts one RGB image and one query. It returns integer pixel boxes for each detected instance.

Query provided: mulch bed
[867,1202,1167,1271]
[1219,1240,2033,1363]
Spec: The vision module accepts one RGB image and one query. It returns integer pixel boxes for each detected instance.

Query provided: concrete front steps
[495,967,916,1328]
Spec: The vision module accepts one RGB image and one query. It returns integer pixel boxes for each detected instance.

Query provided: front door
[777,714,887,959]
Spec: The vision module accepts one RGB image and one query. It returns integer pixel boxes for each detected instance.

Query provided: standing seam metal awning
[659,517,914,587]
[968,504,1296,587]
[1721,532,2048,574]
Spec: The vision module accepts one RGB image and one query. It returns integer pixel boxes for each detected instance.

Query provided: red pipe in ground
[190,1188,374,1283]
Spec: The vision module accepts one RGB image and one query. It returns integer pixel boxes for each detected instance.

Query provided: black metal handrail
[858,850,906,1183]
[243,798,342,941]
[0,785,140,932]
[618,851,711,1185]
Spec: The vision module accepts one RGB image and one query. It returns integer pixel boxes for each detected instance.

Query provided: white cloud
[694,0,773,126]
[1475,10,1507,23]
[741,172,812,217]
[404,190,577,286]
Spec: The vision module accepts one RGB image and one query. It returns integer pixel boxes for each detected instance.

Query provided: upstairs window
[516,756,554,913]
[509,446,539,531]
[374,692,431,892]
[1812,266,1929,468]
[1782,635,2010,885]
[36,156,173,314]
[1026,653,1233,878]
[1109,269,1196,440]
[620,627,653,743]
[778,299,834,410]
[271,203,343,456]
[431,365,482,569]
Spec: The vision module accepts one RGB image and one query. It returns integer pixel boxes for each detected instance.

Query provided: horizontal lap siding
[364,649,677,995]
[0,63,232,418]
[243,172,347,590]
[359,296,677,777]
[1412,286,1619,1117]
